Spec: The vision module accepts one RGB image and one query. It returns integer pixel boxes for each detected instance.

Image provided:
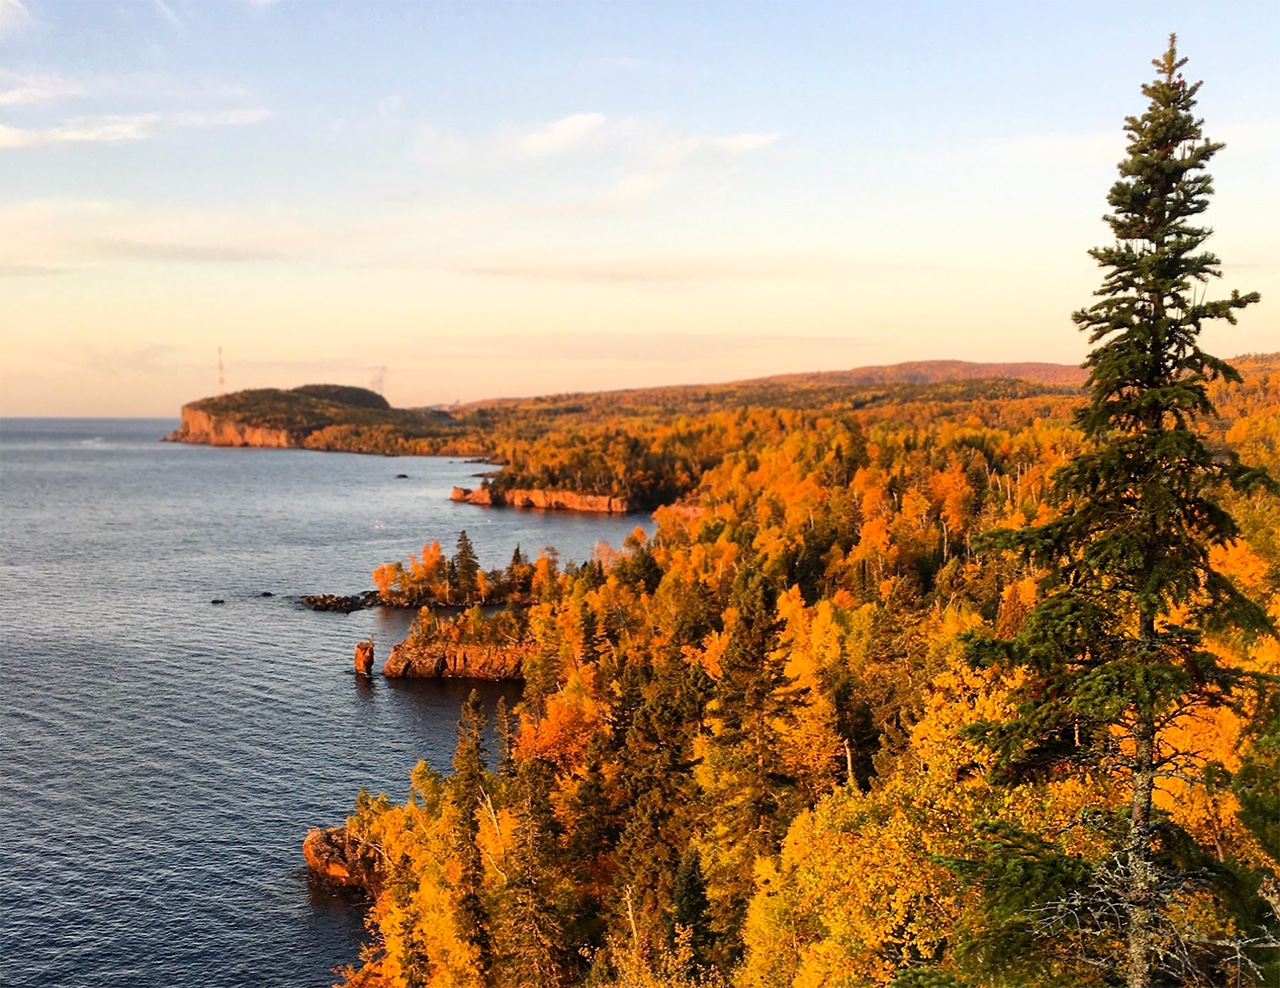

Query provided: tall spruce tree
[702,569,805,959]
[452,530,481,604]
[969,35,1274,988]
[451,689,492,971]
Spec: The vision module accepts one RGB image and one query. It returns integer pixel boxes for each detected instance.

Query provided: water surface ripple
[0,419,647,987]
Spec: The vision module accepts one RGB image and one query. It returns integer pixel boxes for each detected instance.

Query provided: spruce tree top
[1042,33,1271,636]
[1075,33,1259,440]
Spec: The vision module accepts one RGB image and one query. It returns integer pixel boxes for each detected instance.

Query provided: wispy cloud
[150,0,181,28]
[0,108,270,150]
[0,0,31,40]
[504,112,779,166]
[450,252,853,285]
[1,69,254,104]
[90,239,283,263]
[405,330,868,364]
[0,198,389,274]
[518,112,608,157]
[0,73,84,105]
[408,113,779,213]
[0,196,861,286]
[416,113,778,172]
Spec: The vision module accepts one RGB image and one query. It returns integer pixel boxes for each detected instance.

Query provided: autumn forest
[321,40,1279,988]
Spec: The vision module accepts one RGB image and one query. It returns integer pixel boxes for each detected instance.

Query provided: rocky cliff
[165,405,303,448]
[450,485,630,514]
[383,638,531,679]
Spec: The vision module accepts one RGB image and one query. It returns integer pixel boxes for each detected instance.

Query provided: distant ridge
[446,358,1089,412]
[752,359,1089,389]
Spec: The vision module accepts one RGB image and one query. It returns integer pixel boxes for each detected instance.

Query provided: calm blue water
[0,419,649,988]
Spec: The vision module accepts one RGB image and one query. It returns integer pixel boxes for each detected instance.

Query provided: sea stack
[354,640,375,676]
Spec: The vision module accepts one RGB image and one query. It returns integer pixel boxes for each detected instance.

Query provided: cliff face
[383,638,530,679]
[450,486,631,514]
[166,405,302,448]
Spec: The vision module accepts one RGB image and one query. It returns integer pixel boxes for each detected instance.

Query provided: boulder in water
[302,826,379,894]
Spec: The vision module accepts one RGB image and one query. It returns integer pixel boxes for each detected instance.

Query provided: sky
[1,1,1277,416]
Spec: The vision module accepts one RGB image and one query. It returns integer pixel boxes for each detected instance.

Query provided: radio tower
[218,347,226,397]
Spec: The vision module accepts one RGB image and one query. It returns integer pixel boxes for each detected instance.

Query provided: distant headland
[166,360,1100,512]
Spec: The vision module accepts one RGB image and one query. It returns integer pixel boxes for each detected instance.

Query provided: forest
[327,40,1279,988]
[182,370,1084,510]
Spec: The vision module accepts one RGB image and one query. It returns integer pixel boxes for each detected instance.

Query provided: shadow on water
[304,874,371,912]
[380,675,522,716]
[380,676,524,758]
[352,674,376,704]
[370,606,418,644]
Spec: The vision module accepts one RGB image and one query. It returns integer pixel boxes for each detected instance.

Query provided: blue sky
[2,0,1277,415]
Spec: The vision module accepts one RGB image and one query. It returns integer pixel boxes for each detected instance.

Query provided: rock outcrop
[450,486,630,514]
[165,405,302,448]
[354,640,375,676]
[302,825,379,894]
[302,591,380,613]
[383,638,531,679]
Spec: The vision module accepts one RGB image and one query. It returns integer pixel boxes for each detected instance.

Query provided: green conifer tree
[702,569,805,959]
[490,756,572,986]
[453,530,481,605]
[671,847,712,969]
[969,35,1275,988]
[450,689,492,971]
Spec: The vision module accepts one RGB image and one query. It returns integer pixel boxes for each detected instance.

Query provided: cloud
[1,69,255,105]
[717,133,777,154]
[40,342,183,374]
[596,171,670,209]
[1,194,871,286]
[450,252,854,285]
[150,0,181,28]
[0,198,305,272]
[391,331,872,374]
[0,0,30,40]
[88,238,283,263]
[0,107,270,149]
[408,113,779,212]
[503,112,778,168]
[518,112,608,157]
[0,73,84,105]
[0,261,65,277]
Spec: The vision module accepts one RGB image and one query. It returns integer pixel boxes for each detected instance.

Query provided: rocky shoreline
[450,485,631,514]
[382,637,530,679]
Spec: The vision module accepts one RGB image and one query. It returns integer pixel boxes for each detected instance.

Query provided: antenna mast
[218,347,226,396]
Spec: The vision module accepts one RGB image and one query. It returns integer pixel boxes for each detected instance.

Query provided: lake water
[0,418,649,988]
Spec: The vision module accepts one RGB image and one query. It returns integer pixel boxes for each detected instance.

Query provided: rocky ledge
[383,638,531,679]
[302,825,380,895]
[450,485,630,514]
